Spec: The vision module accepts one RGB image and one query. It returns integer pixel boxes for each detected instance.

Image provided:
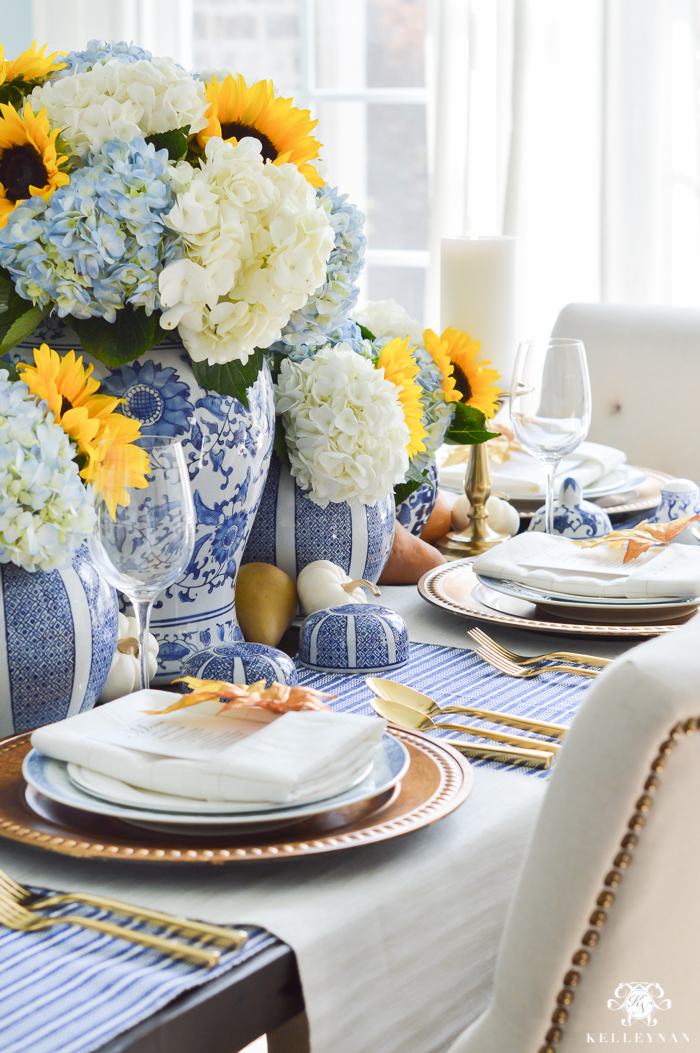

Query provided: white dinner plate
[475,574,700,611]
[503,465,648,504]
[22,734,410,829]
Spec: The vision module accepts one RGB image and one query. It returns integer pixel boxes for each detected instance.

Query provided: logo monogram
[608,983,672,1027]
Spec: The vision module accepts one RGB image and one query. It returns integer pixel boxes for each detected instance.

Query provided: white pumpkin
[296,560,381,615]
[99,613,160,702]
[451,495,520,537]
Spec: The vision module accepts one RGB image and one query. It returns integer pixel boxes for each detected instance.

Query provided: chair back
[450,618,700,1052]
[551,302,700,477]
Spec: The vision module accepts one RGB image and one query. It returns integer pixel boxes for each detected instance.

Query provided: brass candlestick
[436,441,511,560]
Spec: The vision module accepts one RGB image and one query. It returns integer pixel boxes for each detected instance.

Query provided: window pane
[367,105,428,249]
[366,266,426,324]
[367,0,425,87]
[193,0,302,93]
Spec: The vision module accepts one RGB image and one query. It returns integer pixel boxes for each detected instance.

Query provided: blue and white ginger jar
[647,478,700,524]
[0,544,117,735]
[243,454,395,584]
[396,460,439,537]
[298,603,409,674]
[10,318,275,684]
[528,477,612,539]
[181,642,298,687]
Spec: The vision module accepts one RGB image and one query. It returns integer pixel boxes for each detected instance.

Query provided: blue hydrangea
[56,40,152,77]
[0,138,183,323]
[269,186,366,357]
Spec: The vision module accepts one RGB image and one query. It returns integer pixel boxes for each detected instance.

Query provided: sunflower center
[220,122,278,162]
[0,143,49,203]
[452,364,473,402]
[60,396,72,416]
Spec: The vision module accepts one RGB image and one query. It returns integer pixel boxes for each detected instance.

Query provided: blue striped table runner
[297,641,593,778]
[0,893,277,1053]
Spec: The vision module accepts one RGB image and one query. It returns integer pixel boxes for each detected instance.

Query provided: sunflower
[424,326,502,418]
[0,101,69,227]
[17,344,148,515]
[0,41,65,86]
[375,337,427,457]
[197,74,323,187]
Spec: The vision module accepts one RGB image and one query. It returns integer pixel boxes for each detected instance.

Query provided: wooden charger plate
[0,730,473,863]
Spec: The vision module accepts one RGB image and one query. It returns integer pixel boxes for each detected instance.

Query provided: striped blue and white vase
[242,454,396,584]
[10,317,276,684]
[0,544,118,735]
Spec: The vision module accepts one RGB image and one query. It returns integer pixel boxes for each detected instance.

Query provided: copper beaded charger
[0,730,473,863]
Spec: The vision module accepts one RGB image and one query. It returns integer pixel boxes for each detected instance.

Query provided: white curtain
[425,0,700,338]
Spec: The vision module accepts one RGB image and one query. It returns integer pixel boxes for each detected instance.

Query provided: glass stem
[131,598,155,692]
[544,461,558,534]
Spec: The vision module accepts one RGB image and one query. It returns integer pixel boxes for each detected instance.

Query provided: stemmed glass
[88,435,196,691]
[510,339,591,533]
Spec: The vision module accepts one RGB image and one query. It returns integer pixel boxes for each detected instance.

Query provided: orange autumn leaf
[574,515,700,563]
[145,677,336,716]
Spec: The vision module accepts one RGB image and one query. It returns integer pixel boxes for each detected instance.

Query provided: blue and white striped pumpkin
[298,603,409,674]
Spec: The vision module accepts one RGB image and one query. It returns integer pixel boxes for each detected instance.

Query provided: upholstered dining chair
[551,302,700,478]
[449,615,700,1052]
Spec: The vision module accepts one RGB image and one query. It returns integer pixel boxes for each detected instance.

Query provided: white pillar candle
[440,236,517,387]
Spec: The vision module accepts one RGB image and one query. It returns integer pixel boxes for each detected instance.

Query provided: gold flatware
[369,697,553,768]
[0,867,246,950]
[0,887,221,967]
[472,643,600,679]
[366,677,568,739]
[467,627,611,667]
[369,695,559,755]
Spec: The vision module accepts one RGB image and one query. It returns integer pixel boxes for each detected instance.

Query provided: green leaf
[272,420,291,471]
[444,402,499,446]
[394,463,434,507]
[190,348,266,408]
[69,306,158,367]
[357,324,376,342]
[0,305,49,354]
[145,126,190,161]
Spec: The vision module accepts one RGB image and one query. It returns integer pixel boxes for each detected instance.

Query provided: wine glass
[88,435,196,691]
[510,339,591,533]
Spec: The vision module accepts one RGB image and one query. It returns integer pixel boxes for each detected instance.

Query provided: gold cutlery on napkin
[366,677,568,739]
[467,627,612,668]
[0,887,221,966]
[0,867,247,950]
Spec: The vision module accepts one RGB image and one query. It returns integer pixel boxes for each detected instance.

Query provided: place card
[94,711,273,762]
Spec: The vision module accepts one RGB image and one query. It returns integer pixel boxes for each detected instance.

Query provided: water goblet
[510,338,591,533]
[88,435,196,691]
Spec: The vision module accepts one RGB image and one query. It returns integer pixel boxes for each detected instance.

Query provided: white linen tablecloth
[0,589,641,1053]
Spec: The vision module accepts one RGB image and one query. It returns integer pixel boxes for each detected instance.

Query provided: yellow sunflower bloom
[197,74,324,187]
[0,41,66,85]
[424,326,502,418]
[0,101,69,227]
[376,337,427,458]
[17,344,148,516]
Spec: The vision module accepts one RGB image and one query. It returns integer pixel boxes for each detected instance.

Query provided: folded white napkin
[473,531,700,599]
[31,690,387,805]
[438,441,627,497]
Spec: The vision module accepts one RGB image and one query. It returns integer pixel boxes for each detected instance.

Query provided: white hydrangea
[275,344,410,507]
[30,57,208,157]
[351,298,424,347]
[158,137,334,365]
[0,372,96,573]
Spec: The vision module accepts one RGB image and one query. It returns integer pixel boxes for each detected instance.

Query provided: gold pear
[235,563,298,647]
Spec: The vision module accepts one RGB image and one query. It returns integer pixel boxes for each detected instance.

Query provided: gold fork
[0,887,221,967]
[468,627,611,668]
[472,643,599,679]
[0,867,246,950]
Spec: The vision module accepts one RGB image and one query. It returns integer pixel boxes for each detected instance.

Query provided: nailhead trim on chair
[536,716,697,1053]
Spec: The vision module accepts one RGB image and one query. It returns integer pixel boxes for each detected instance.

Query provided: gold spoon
[366,677,567,739]
[370,695,559,755]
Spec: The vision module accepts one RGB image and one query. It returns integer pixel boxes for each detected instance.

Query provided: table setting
[0,31,697,1053]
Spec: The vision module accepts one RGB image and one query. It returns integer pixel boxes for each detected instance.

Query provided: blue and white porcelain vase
[0,544,118,735]
[396,460,439,537]
[528,477,612,539]
[242,454,395,584]
[10,318,275,683]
